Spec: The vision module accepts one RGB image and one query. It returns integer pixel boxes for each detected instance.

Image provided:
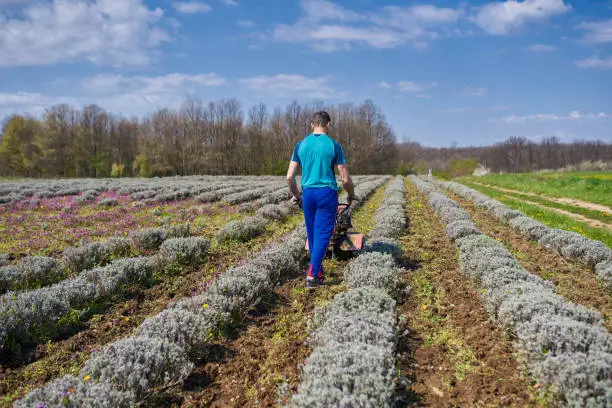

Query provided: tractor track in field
[447,190,612,332]
[509,197,612,230]
[146,184,389,408]
[470,181,612,216]
[0,216,302,407]
[397,179,538,407]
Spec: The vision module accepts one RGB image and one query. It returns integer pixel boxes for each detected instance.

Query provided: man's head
[311,111,331,132]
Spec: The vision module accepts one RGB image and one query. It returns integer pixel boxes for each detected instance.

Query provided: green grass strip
[458,172,612,208]
[461,181,612,225]
[457,183,612,248]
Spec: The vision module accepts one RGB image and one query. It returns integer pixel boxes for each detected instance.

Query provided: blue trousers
[302,187,338,278]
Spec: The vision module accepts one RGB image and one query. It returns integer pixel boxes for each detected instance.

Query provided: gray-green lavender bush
[257,203,291,220]
[0,256,63,294]
[159,237,210,265]
[344,252,399,294]
[131,224,190,251]
[13,375,135,408]
[0,257,154,351]
[216,216,267,243]
[0,254,11,267]
[411,175,612,407]
[439,180,612,289]
[80,336,193,397]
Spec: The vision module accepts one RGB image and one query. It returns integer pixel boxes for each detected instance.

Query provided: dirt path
[398,180,539,407]
[447,190,612,332]
[0,216,302,406]
[169,259,347,408]
[470,181,612,215]
[143,184,389,407]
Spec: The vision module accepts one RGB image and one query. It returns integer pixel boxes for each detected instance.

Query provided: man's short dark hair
[311,111,331,127]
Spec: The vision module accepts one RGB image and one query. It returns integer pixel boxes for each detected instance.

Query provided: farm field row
[0,177,388,406]
[2,175,612,407]
[456,181,612,248]
[458,171,612,208]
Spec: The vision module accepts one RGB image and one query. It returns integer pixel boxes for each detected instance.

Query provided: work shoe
[306,276,325,289]
[307,265,325,280]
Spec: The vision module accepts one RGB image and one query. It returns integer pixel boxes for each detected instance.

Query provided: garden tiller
[304,202,364,260]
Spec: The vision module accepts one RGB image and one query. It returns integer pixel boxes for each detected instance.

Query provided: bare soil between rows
[399,180,538,407]
[448,190,612,332]
[146,184,393,407]
[0,217,301,406]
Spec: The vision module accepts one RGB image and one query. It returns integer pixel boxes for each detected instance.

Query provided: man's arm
[337,163,357,204]
[286,160,302,205]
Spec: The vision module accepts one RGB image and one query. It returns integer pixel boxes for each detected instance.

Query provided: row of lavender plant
[435,180,612,289]
[0,224,197,356]
[0,183,305,293]
[0,198,301,354]
[288,176,407,407]
[14,225,308,407]
[411,176,612,407]
[0,176,284,205]
[12,177,390,407]
[1,175,376,207]
[0,222,193,296]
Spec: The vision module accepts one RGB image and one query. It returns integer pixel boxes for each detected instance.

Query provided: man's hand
[347,195,360,207]
[292,195,302,208]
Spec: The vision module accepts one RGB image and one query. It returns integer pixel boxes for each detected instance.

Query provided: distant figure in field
[428,168,432,178]
[286,111,358,288]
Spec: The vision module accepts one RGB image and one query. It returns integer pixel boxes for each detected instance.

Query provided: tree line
[0,99,396,178]
[399,136,612,176]
[1,98,610,178]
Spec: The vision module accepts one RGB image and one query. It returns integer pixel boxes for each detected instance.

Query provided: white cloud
[463,86,488,97]
[0,92,45,106]
[525,43,557,51]
[0,0,169,68]
[79,72,227,112]
[219,0,238,6]
[0,92,79,118]
[378,81,392,89]
[238,20,255,27]
[575,56,612,69]
[174,1,212,14]
[300,0,362,22]
[397,81,424,93]
[239,74,334,99]
[0,72,228,118]
[501,111,609,123]
[273,0,462,51]
[83,72,227,93]
[472,0,571,35]
[416,94,431,99]
[576,18,612,44]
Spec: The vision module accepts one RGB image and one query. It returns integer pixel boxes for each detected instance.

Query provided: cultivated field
[458,172,612,247]
[0,174,611,407]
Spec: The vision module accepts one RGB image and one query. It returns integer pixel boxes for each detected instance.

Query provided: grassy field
[458,182,612,247]
[458,171,612,208]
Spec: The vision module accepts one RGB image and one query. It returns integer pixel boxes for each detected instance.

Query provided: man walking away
[286,111,358,289]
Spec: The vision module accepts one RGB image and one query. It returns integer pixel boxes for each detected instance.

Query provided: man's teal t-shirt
[291,133,347,190]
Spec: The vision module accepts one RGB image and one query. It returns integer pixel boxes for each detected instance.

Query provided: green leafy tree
[132,154,152,178]
[111,162,125,178]
[0,115,41,176]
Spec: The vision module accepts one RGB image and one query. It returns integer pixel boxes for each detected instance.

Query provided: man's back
[292,133,346,190]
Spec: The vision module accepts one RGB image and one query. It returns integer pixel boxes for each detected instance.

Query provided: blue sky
[0,0,611,147]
